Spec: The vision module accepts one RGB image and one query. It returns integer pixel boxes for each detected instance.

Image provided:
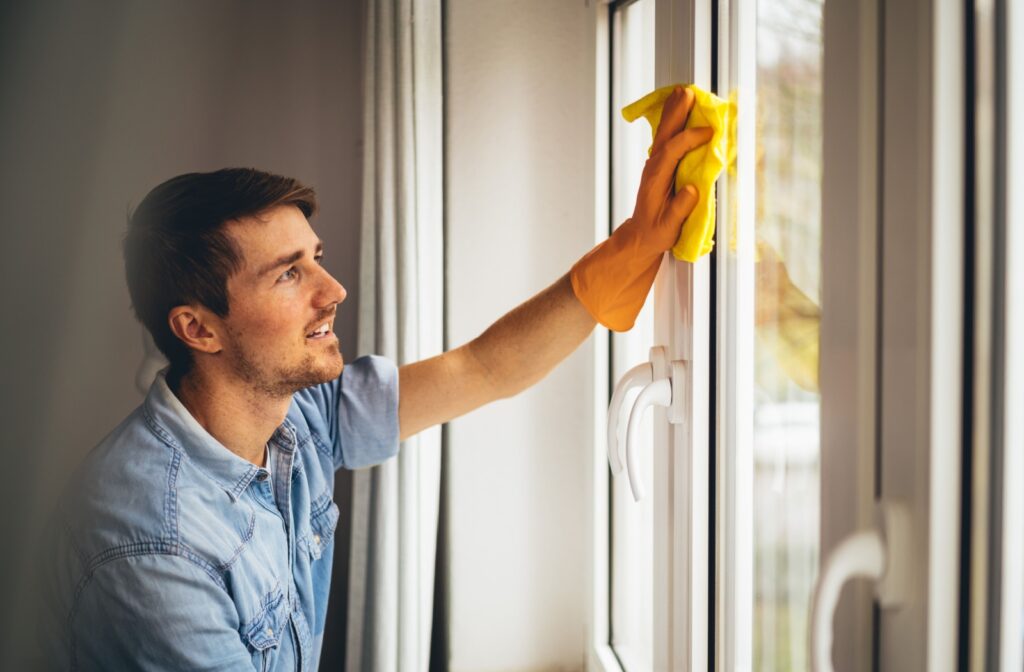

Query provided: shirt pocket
[302,493,340,561]
[240,587,288,672]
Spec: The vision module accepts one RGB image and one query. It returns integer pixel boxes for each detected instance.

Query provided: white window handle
[607,346,667,474]
[607,362,652,474]
[810,502,911,672]
[623,358,687,502]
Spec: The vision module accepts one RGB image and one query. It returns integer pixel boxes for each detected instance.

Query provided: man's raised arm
[398,272,594,441]
[398,86,710,441]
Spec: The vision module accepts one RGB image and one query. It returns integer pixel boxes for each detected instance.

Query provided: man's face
[218,205,347,397]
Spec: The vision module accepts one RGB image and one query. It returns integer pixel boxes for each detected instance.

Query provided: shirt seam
[165,444,181,540]
[308,431,334,463]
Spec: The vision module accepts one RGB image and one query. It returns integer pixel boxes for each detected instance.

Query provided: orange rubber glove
[570,86,712,331]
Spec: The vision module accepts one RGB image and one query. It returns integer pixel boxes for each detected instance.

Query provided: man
[38,87,709,669]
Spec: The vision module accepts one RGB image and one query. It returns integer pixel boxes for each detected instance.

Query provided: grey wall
[0,2,366,667]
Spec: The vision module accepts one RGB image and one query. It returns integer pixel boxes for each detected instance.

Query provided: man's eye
[278,267,298,282]
[315,255,324,265]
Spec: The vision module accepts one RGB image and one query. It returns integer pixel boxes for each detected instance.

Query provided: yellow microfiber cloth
[621,84,733,263]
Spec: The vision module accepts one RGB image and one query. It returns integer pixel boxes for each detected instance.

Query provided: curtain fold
[347,0,444,669]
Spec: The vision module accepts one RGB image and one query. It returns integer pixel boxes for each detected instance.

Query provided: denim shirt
[38,355,400,671]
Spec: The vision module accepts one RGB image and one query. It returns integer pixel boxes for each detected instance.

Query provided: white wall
[0,2,366,667]
[445,2,598,670]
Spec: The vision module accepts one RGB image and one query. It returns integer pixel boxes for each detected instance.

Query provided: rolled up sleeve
[296,354,401,471]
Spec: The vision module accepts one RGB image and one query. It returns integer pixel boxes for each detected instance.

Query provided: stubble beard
[230,337,344,398]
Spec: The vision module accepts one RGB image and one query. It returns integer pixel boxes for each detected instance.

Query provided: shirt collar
[143,368,296,500]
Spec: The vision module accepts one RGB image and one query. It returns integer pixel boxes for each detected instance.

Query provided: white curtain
[346,0,444,670]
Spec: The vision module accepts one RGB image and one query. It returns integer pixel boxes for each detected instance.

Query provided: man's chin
[309,355,344,386]
[278,352,344,394]
[324,356,345,381]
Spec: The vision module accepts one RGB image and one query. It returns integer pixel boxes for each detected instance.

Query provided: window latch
[810,501,912,671]
[607,346,688,502]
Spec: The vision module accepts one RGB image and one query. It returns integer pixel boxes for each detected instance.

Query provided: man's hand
[570,85,712,332]
[630,86,713,251]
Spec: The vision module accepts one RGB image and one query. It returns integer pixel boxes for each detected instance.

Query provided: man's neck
[171,368,291,466]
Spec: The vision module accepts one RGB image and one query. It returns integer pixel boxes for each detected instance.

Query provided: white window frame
[588,2,665,670]
[871,0,972,666]
[712,0,755,668]
[997,2,1024,669]
[967,1,1023,670]
[586,0,714,669]
[928,0,966,668]
[585,2,621,670]
[653,1,714,669]
[815,0,966,668]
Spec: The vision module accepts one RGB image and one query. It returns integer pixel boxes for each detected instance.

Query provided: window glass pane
[751,1,824,670]
[610,1,655,669]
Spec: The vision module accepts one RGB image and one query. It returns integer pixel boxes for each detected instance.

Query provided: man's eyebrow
[256,241,324,277]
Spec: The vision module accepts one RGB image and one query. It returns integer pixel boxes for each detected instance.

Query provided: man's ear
[167,306,223,355]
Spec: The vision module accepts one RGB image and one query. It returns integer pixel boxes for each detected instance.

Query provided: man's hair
[124,168,318,379]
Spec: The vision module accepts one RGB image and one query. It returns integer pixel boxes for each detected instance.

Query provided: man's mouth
[305,322,334,340]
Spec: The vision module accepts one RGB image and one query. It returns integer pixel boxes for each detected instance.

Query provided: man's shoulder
[52,406,177,557]
[51,405,246,577]
[40,405,183,623]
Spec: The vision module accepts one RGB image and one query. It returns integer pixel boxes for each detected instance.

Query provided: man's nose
[316,267,347,307]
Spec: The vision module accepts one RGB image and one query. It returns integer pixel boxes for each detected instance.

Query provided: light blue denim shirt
[38,355,400,671]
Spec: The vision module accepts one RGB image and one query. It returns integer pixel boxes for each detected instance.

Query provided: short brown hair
[124,168,318,380]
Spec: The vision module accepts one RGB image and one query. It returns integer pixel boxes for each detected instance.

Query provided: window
[591,1,981,670]
[599,0,716,669]
[733,2,827,667]
[601,1,714,669]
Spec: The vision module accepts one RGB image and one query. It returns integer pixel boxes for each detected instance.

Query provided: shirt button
[256,471,268,482]
[313,534,321,546]
[265,627,274,637]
